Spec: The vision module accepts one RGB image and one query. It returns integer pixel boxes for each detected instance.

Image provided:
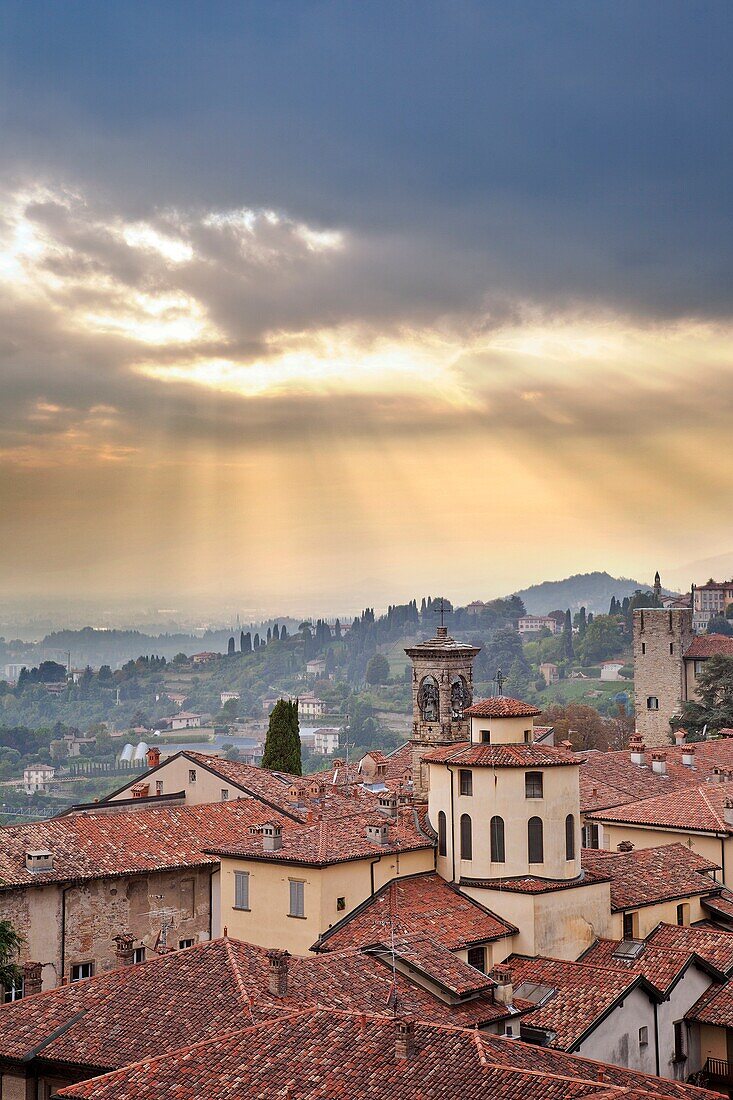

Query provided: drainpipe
[208,868,215,940]
[369,855,382,895]
[59,885,72,982]
[653,999,660,1077]
[721,836,727,888]
[447,765,457,884]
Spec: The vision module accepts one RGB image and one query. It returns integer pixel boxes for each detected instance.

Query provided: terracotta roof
[578,937,725,995]
[580,845,719,911]
[579,740,733,814]
[501,954,645,1050]
[586,782,733,833]
[0,938,518,1072]
[313,872,517,952]
[422,741,579,768]
[645,922,733,973]
[702,886,733,922]
[206,801,434,867]
[0,800,290,889]
[686,979,733,1027]
[463,696,542,718]
[380,933,495,997]
[57,1006,719,1100]
[684,634,733,659]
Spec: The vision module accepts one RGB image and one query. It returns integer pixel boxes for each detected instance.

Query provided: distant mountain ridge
[510,571,658,616]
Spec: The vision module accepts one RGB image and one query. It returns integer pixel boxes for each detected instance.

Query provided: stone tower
[653,571,662,603]
[633,607,694,746]
[404,626,480,799]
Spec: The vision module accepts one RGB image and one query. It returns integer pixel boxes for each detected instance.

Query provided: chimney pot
[491,966,514,1006]
[629,736,646,765]
[114,932,135,967]
[146,747,161,769]
[682,745,695,767]
[394,1013,416,1059]
[724,799,733,828]
[262,822,283,851]
[674,729,686,746]
[266,948,290,997]
[651,752,667,775]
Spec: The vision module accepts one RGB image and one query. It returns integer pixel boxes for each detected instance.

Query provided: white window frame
[71,962,94,982]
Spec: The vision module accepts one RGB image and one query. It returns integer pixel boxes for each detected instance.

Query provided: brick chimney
[651,751,667,775]
[377,793,398,819]
[266,949,290,996]
[629,736,646,766]
[146,746,161,769]
[617,840,635,852]
[682,745,695,768]
[114,932,135,966]
[394,1014,416,1059]
[22,961,43,997]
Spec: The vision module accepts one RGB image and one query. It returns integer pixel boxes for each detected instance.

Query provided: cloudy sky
[1,1,732,614]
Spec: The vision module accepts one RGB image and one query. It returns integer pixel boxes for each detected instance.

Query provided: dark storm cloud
[1,1,733,320]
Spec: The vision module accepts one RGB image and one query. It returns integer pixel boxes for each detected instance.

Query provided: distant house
[313,728,339,755]
[518,615,560,635]
[191,652,218,665]
[220,691,240,706]
[464,601,486,616]
[306,658,327,679]
[539,662,560,686]
[169,711,203,730]
[600,660,625,681]
[23,764,55,795]
[297,694,326,720]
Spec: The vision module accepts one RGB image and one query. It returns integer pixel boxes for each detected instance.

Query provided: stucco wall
[576,986,656,1075]
[656,964,713,1077]
[108,753,242,805]
[220,848,434,955]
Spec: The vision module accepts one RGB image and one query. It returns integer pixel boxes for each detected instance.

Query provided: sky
[1,1,733,616]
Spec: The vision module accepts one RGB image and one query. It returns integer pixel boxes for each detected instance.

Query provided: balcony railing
[703,1057,733,1083]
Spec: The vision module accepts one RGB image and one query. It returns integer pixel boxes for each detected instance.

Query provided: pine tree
[227,636,235,656]
[262,698,302,774]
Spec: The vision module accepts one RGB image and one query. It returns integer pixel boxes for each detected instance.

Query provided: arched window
[565,814,575,861]
[528,816,543,864]
[438,811,447,857]
[460,814,473,861]
[490,816,505,863]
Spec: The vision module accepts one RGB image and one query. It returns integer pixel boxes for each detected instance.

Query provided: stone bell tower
[404,626,480,800]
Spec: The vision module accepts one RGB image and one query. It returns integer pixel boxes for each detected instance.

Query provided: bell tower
[404,626,480,799]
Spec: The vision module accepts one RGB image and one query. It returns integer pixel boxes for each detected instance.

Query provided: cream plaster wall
[108,753,244,805]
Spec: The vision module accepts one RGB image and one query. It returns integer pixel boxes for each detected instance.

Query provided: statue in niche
[418,676,439,722]
[451,677,471,720]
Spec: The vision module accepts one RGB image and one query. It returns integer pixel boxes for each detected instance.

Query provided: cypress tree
[563,608,574,659]
[227,636,235,656]
[242,632,252,654]
[262,698,302,774]
[273,624,280,641]
[240,631,246,652]
[280,625,288,640]
[267,626,272,644]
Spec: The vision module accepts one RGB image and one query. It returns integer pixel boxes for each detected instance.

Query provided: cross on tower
[434,598,451,629]
[494,668,505,696]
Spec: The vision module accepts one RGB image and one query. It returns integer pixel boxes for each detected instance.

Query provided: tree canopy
[676,655,733,739]
[262,699,302,775]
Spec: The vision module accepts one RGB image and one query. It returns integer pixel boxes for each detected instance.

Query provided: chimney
[725,799,733,829]
[617,840,635,852]
[394,1014,416,1059]
[651,752,667,775]
[22,961,43,997]
[629,736,646,766]
[262,823,283,851]
[146,746,161,769]
[682,745,695,768]
[674,729,686,747]
[378,794,398,819]
[25,849,53,874]
[366,822,390,846]
[491,966,514,1006]
[266,949,290,996]
[114,932,135,967]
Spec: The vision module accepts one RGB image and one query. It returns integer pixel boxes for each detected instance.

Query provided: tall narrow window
[438,810,447,857]
[234,871,250,910]
[289,880,305,917]
[490,816,505,863]
[467,946,485,973]
[460,814,472,861]
[459,770,473,796]
[646,696,659,711]
[528,817,543,864]
[565,814,575,860]
[622,912,635,940]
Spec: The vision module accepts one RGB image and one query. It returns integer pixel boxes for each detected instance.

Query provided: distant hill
[510,571,658,616]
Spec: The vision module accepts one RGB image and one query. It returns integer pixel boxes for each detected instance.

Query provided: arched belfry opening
[405,625,480,798]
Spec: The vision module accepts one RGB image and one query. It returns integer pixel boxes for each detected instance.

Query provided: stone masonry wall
[633,608,694,747]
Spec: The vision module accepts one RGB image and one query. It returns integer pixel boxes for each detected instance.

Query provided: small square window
[459,770,473,796]
[480,730,491,743]
[179,938,195,949]
[646,697,659,711]
[155,781,163,795]
[3,977,23,1003]
[133,946,146,964]
[221,789,229,801]
[336,896,346,911]
[71,962,94,982]
[188,770,197,784]
[639,1026,648,1047]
